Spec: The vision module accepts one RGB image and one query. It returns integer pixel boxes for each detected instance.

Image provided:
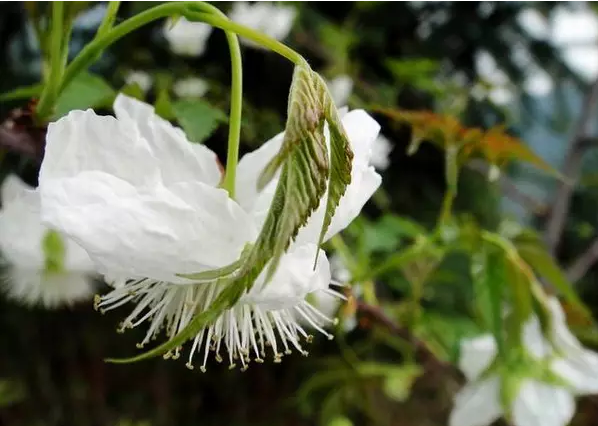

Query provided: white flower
[0,175,96,308]
[327,75,354,107]
[229,2,296,49]
[39,94,382,369]
[124,70,152,93]
[450,297,598,426]
[370,135,393,171]
[173,77,209,99]
[163,17,212,57]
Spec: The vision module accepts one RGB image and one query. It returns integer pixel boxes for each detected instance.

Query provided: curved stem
[35,2,65,122]
[60,2,204,92]
[96,1,121,37]
[186,11,305,65]
[221,30,243,197]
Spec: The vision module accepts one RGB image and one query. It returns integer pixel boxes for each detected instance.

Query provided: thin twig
[566,236,598,283]
[544,78,598,255]
[356,301,449,368]
[466,159,548,216]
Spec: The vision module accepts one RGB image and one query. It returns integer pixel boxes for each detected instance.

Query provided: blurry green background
[2,2,598,426]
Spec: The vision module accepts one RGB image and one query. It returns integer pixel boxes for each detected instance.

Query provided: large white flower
[450,297,598,426]
[371,135,393,171]
[0,175,96,307]
[229,2,296,49]
[163,17,212,57]
[39,94,381,369]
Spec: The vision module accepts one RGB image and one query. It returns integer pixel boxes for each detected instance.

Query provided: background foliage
[2,2,598,426]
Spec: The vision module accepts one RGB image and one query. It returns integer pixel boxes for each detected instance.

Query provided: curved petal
[512,381,575,426]
[113,94,222,187]
[40,171,256,283]
[449,376,502,426]
[1,174,32,204]
[4,268,95,308]
[458,334,497,381]
[242,243,331,311]
[235,132,284,211]
[0,189,46,268]
[552,349,598,395]
[522,313,551,359]
[41,109,159,187]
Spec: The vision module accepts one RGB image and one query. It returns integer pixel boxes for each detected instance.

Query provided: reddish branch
[544,78,598,256]
[356,301,449,369]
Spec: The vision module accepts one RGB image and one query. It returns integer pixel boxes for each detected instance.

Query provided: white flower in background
[327,75,354,107]
[124,70,152,93]
[173,77,209,99]
[371,135,393,171]
[450,297,598,426]
[229,2,296,49]
[39,94,381,370]
[163,17,212,57]
[0,175,95,308]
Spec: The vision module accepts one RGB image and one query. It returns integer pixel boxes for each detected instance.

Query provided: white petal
[40,171,256,283]
[458,334,497,381]
[0,188,46,268]
[512,381,575,426]
[229,2,295,47]
[370,134,393,171]
[173,77,209,99]
[235,132,284,212]
[449,376,503,426]
[552,349,598,395]
[242,243,331,311]
[1,174,32,204]
[113,94,221,187]
[41,109,160,187]
[124,70,152,93]
[3,268,95,308]
[522,313,551,359]
[546,297,585,354]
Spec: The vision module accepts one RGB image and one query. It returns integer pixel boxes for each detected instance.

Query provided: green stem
[35,1,65,122]
[221,30,243,197]
[187,11,305,65]
[438,188,455,225]
[96,1,121,37]
[60,2,192,92]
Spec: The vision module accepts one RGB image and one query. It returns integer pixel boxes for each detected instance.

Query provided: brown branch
[566,236,598,283]
[356,301,449,369]
[466,159,548,216]
[544,78,598,255]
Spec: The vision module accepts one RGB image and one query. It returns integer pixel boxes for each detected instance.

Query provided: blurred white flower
[124,70,152,93]
[0,175,95,308]
[39,94,382,369]
[163,17,212,57]
[450,297,598,426]
[229,2,296,48]
[327,75,354,107]
[173,77,209,99]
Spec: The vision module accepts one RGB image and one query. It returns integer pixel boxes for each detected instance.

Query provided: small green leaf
[328,417,353,426]
[54,72,115,119]
[516,242,592,320]
[0,84,43,102]
[171,99,227,144]
[382,364,423,402]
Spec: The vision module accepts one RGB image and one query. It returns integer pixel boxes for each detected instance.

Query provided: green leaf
[171,99,227,144]
[328,416,353,426]
[0,84,43,102]
[471,248,505,355]
[54,72,115,119]
[382,364,422,402]
[0,380,26,407]
[314,72,353,258]
[516,241,592,320]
